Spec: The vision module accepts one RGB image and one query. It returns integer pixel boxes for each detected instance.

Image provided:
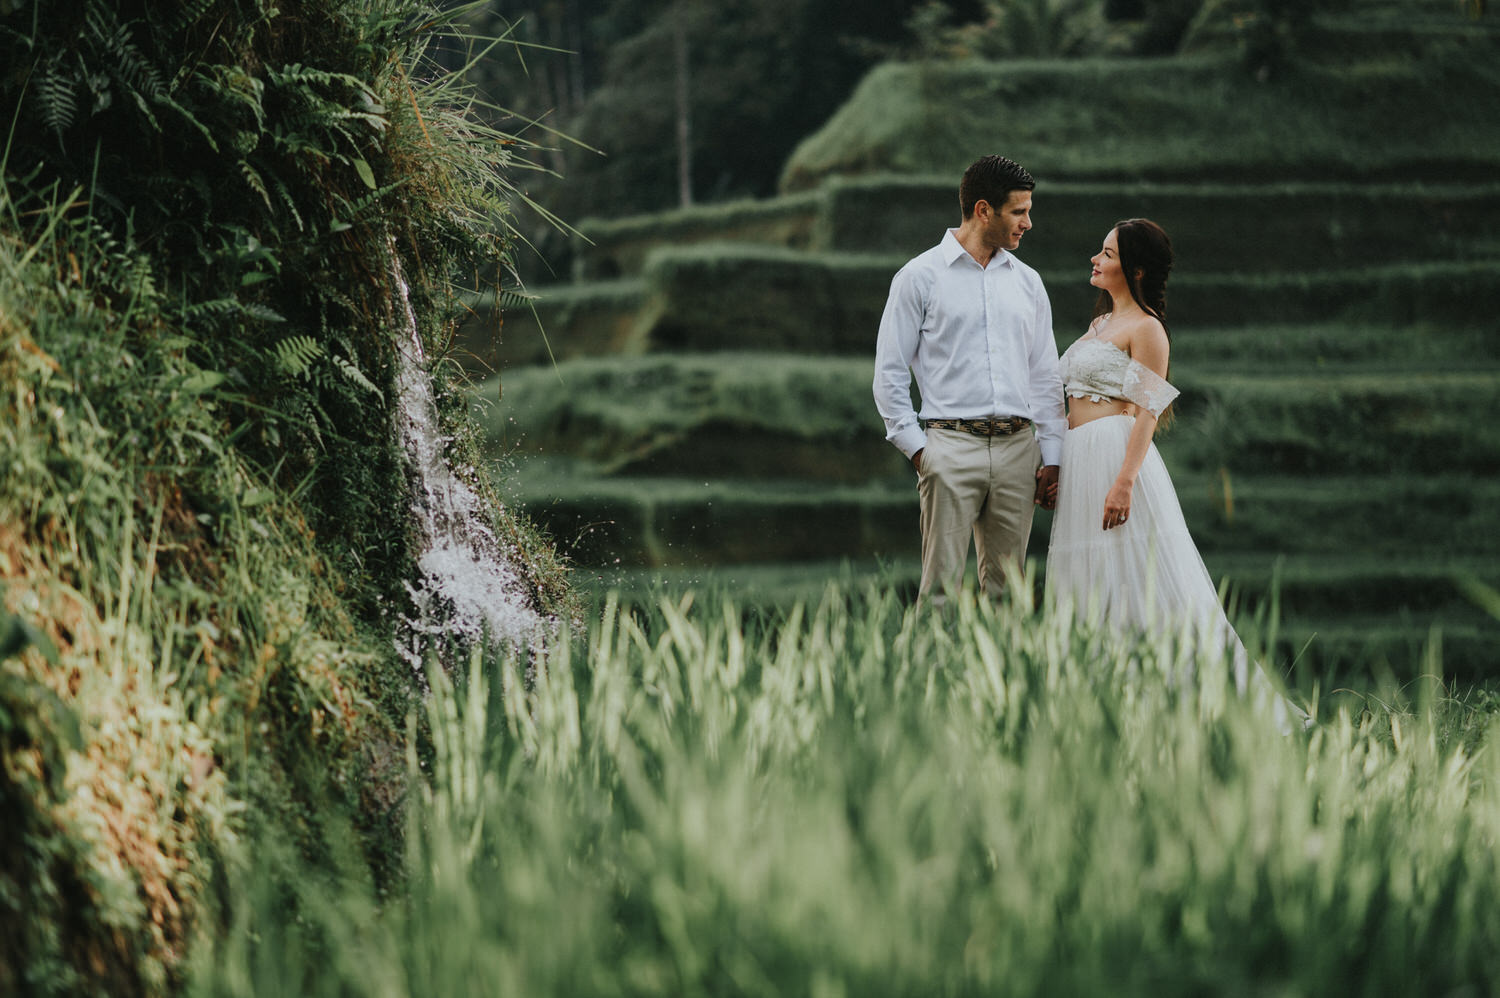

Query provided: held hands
[1034,465,1059,510]
[915,453,1060,513]
[1102,477,1133,530]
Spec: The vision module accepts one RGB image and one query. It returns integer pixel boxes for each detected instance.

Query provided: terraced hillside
[465,171,1500,682]
[467,27,1500,683]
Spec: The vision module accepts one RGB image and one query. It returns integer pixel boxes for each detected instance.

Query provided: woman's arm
[1102,319,1170,531]
[1101,412,1157,530]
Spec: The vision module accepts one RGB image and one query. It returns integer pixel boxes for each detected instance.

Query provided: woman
[1046,218,1305,729]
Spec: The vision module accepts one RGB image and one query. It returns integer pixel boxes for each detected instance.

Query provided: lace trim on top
[1061,337,1180,417]
[1120,358,1179,416]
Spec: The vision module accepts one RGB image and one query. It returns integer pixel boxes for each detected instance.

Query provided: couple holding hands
[874,154,1303,725]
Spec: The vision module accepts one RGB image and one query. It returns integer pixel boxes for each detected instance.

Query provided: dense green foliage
[780,48,1500,192]
[1,1,570,992]
[464,0,986,218]
[468,0,1447,222]
[1,0,551,607]
[187,581,1500,996]
[911,0,1114,59]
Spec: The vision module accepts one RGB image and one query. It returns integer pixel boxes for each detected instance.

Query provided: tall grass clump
[1,2,572,992]
[191,580,1500,996]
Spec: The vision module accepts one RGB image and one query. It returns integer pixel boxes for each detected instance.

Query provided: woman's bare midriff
[1066,395,1134,430]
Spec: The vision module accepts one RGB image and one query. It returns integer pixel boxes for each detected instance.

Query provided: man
[873,154,1066,602]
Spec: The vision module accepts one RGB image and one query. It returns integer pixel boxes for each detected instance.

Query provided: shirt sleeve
[873,264,928,459]
[1122,359,1180,417]
[1025,275,1067,466]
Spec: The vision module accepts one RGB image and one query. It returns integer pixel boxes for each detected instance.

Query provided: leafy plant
[1,1,576,990]
[915,0,1111,58]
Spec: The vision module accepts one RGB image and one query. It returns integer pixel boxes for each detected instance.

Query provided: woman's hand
[1034,464,1059,510]
[1103,477,1133,530]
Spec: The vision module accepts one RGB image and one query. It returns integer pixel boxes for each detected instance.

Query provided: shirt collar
[941,228,1015,269]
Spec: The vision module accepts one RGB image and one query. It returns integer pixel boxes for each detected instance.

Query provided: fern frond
[239,160,271,209]
[317,286,360,318]
[157,92,218,152]
[495,289,536,310]
[182,296,282,333]
[268,64,369,94]
[35,57,78,133]
[332,354,383,401]
[270,178,305,232]
[315,283,361,319]
[85,3,165,101]
[269,128,334,165]
[200,65,268,132]
[239,302,286,324]
[336,180,406,226]
[271,334,324,378]
[272,394,326,452]
[332,105,388,136]
[157,0,217,35]
[183,298,241,323]
[126,88,162,130]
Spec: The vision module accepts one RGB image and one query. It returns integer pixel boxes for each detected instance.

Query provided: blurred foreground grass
[183,577,1500,997]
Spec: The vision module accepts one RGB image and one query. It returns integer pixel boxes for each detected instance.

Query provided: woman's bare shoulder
[1123,314,1170,375]
[1124,313,1169,350]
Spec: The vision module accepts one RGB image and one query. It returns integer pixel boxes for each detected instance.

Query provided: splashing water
[390,259,551,671]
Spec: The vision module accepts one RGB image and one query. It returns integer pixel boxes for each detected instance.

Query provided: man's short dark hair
[959,155,1035,219]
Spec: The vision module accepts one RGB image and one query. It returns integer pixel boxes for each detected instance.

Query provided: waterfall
[389,258,551,671]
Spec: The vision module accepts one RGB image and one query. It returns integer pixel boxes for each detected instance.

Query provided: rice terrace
[3,1,1500,995]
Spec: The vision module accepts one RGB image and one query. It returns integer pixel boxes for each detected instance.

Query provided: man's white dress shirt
[873,229,1066,465]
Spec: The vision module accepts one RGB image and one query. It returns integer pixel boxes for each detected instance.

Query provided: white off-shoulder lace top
[1059,335,1179,418]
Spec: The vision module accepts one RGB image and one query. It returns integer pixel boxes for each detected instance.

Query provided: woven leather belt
[925,416,1032,437]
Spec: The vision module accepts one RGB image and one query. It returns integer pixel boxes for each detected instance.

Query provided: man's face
[985,190,1033,252]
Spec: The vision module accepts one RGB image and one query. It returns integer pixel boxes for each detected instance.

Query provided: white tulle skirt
[1046,415,1305,729]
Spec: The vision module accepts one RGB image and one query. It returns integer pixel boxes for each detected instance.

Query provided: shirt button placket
[986,268,1001,417]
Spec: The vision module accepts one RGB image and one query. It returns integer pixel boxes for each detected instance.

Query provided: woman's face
[1089,228,1127,296]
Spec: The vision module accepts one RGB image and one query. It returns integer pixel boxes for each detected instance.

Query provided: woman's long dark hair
[1092,217,1175,428]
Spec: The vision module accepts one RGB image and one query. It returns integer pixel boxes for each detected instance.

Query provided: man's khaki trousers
[916,425,1041,601]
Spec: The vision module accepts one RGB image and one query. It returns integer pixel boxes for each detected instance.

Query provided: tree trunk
[673,3,693,208]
